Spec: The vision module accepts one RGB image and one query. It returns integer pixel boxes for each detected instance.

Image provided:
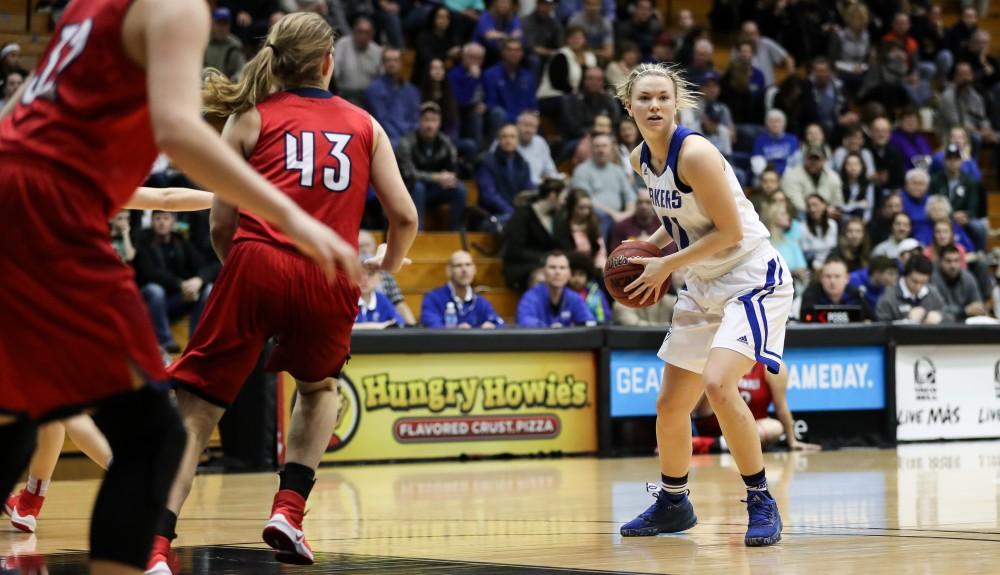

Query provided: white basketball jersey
[638,126,769,279]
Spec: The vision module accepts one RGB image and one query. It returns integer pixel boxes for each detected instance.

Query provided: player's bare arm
[209,110,261,261]
[767,367,821,452]
[126,0,360,282]
[126,187,213,211]
[367,117,418,273]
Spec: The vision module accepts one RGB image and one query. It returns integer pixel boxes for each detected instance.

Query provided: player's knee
[296,377,337,396]
[702,375,729,403]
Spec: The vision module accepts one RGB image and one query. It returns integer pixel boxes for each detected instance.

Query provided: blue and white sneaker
[620,483,698,536]
[744,491,782,546]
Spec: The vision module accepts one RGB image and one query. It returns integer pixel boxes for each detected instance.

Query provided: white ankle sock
[25,476,49,497]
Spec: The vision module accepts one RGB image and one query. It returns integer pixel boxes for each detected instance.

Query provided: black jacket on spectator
[396,131,459,185]
[614,16,662,61]
[772,75,819,137]
[522,11,564,60]
[719,69,765,126]
[867,140,906,198]
[134,230,218,294]
[502,205,567,290]
[413,28,459,82]
[799,282,874,321]
[560,92,621,141]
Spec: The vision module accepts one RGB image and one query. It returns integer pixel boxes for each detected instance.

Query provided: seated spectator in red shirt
[608,192,660,252]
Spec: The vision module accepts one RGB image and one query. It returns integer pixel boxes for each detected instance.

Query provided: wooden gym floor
[3,441,1000,574]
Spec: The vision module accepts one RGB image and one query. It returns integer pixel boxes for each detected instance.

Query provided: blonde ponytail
[202,12,334,118]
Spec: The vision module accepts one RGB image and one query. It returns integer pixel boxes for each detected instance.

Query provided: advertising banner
[280,351,598,462]
[609,346,885,417]
[895,345,1000,441]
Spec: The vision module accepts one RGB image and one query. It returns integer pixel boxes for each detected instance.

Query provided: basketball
[604,241,668,308]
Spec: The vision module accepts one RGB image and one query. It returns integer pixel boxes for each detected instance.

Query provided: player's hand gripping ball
[603,241,674,308]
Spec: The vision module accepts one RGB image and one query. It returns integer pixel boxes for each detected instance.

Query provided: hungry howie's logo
[360,372,589,412]
[326,375,360,452]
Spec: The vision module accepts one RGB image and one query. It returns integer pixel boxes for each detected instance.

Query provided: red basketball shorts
[169,240,360,407]
[0,162,167,421]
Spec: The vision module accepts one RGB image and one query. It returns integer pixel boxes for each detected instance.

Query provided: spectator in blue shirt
[751,109,799,176]
[900,168,933,245]
[800,256,874,321]
[483,39,538,128]
[366,48,421,147]
[421,250,503,328]
[516,251,596,327]
[849,256,900,311]
[472,0,522,61]
[356,265,404,327]
[476,123,535,220]
[448,42,488,149]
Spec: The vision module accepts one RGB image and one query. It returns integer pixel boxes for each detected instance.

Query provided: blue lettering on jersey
[648,188,682,209]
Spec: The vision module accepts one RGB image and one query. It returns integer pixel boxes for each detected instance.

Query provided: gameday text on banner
[896,344,1000,441]
[609,346,885,417]
[280,352,598,462]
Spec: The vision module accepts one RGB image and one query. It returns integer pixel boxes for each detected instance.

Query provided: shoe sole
[745,518,783,547]
[620,515,698,537]
[262,519,314,566]
[10,512,36,534]
[145,560,173,575]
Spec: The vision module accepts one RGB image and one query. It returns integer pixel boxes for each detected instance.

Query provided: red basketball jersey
[738,362,773,420]
[235,89,372,252]
[0,0,156,218]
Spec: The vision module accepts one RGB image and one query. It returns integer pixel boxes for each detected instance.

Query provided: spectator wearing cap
[334,16,383,106]
[396,102,467,230]
[751,109,797,177]
[700,103,733,157]
[421,250,503,328]
[204,8,246,81]
[566,0,614,62]
[366,48,421,147]
[782,145,842,213]
[875,254,947,324]
[930,143,984,250]
[930,128,982,182]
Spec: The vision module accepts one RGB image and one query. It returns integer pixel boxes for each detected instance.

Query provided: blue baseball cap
[212,7,232,22]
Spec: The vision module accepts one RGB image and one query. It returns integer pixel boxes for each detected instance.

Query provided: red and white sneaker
[144,535,176,575]
[261,489,314,565]
[9,490,44,533]
[3,493,14,516]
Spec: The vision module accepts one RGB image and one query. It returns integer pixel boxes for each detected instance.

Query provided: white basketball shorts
[657,244,793,374]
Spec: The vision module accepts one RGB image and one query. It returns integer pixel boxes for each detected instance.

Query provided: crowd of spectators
[14,0,997,335]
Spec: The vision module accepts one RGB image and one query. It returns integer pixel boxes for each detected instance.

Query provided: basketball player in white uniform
[615,63,792,546]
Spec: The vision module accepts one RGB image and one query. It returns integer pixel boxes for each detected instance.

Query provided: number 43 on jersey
[285,131,352,192]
